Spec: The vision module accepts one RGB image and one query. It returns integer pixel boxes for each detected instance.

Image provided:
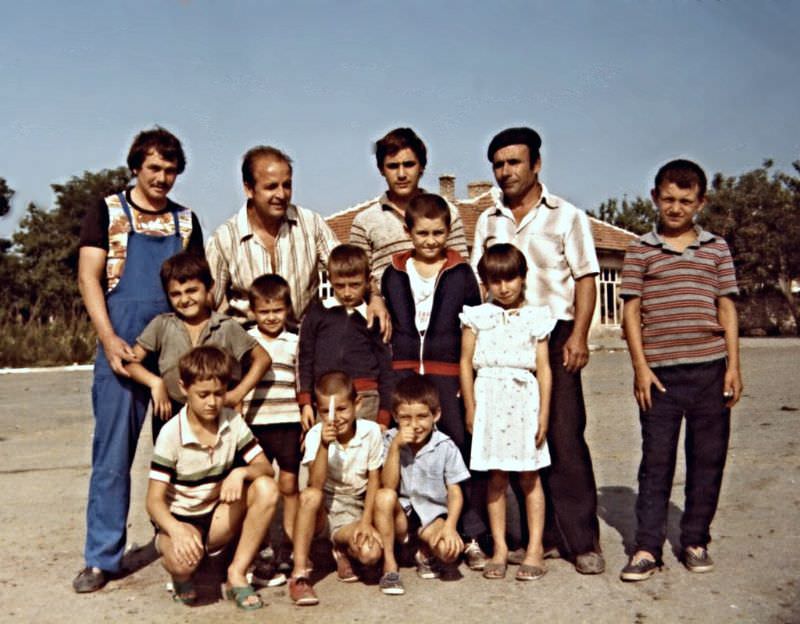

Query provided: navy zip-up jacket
[297,300,392,424]
[381,248,481,376]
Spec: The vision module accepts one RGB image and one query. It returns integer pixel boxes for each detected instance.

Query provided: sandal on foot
[515,564,546,581]
[171,578,196,605]
[482,562,507,580]
[225,584,263,611]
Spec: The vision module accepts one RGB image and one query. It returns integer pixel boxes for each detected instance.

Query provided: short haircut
[314,370,357,402]
[654,159,708,199]
[249,273,294,311]
[404,192,452,231]
[179,345,233,388]
[127,126,186,175]
[391,373,440,415]
[375,127,427,171]
[477,243,528,284]
[242,145,293,188]
[328,244,369,279]
[487,127,542,165]
[160,251,213,291]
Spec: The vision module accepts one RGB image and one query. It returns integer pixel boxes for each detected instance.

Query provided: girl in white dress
[459,243,555,581]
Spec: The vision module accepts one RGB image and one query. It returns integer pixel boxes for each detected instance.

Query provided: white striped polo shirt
[149,406,263,516]
[242,329,301,426]
[620,226,739,368]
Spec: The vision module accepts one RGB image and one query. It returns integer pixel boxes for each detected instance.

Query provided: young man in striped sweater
[619,159,743,581]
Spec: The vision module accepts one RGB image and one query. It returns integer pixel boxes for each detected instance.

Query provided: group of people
[70,124,742,611]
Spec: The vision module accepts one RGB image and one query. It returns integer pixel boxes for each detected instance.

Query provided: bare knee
[299,486,324,510]
[248,475,279,509]
[374,488,397,513]
[518,471,540,493]
[278,471,299,497]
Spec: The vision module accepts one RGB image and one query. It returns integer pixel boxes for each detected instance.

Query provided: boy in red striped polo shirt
[618,159,742,582]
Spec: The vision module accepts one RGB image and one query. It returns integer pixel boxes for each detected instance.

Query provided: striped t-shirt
[149,406,263,516]
[242,329,301,426]
[620,227,738,368]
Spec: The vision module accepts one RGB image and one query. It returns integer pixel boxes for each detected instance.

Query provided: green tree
[11,167,131,318]
[589,195,656,235]
[702,160,800,333]
[0,177,13,217]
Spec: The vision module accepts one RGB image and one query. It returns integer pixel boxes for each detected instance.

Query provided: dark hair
[314,370,357,402]
[404,192,452,230]
[375,127,427,171]
[328,244,369,279]
[487,127,542,165]
[654,159,708,199]
[477,243,528,284]
[127,126,186,174]
[249,273,293,310]
[391,373,440,415]
[179,345,233,387]
[160,252,213,292]
[242,145,293,188]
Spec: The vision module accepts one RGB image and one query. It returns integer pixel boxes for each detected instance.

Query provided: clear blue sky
[1,0,799,240]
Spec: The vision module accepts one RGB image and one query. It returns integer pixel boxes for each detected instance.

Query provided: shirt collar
[177,405,231,447]
[641,224,717,248]
[333,420,370,449]
[322,296,368,318]
[410,428,447,457]
[235,202,299,242]
[491,182,556,217]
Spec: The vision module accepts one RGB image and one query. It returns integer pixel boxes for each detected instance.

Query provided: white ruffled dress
[459,303,556,472]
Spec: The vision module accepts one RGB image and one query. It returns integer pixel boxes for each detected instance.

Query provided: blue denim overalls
[84,193,183,572]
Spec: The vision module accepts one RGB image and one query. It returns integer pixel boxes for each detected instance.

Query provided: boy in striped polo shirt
[147,346,278,609]
[619,159,742,582]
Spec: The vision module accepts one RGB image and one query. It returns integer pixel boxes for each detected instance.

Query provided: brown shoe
[288,576,319,606]
[575,551,606,574]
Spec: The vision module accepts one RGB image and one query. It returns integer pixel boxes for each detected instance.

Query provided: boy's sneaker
[251,547,287,587]
[683,547,715,573]
[414,550,440,579]
[332,547,359,582]
[288,576,319,606]
[463,539,489,571]
[379,571,405,595]
[620,555,661,582]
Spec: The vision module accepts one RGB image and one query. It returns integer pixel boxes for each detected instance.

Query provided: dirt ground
[1,338,798,624]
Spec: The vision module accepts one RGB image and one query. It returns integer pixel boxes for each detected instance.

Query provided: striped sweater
[620,227,738,367]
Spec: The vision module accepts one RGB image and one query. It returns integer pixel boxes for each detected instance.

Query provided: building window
[599,267,622,326]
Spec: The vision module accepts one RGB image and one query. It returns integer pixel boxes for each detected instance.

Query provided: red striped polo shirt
[620,227,738,368]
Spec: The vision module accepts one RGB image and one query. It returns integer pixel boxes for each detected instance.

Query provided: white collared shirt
[470,185,599,321]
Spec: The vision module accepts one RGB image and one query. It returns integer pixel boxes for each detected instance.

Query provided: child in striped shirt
[147,345,278,610]
[242,274,304,585]
[619,159,742,582]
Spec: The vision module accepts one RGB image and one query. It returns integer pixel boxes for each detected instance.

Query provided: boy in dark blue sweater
[380,193,488,569]
[298,244,393,428]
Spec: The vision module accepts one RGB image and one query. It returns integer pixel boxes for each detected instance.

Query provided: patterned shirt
[470,184,599,321]
[349,192,468,290]
[149,406,263,516]
[620,226,739,368]
[242,329,301,426]
[206,203,339,320]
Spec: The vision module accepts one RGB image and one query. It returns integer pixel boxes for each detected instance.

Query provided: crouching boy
[374,374,470,595]
[288,371,384,606]
[146,345,279,610]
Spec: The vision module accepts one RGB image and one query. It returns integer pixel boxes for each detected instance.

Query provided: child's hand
[219,468,246,503]
[723,367,743,407]
[150,379,172,421]
[300,405,315,432]
[320,420,337,446]
[353,521,382,551]
[394,423,415,447]
[633,365,666,411]
[435,525,463,561]
[170,522,204,568]
[535,422,548,448]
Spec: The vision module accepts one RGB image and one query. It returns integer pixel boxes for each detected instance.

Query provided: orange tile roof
[326,190,636,251]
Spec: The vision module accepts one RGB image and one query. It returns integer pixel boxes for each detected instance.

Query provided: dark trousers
[635,359,730,561]
[538,320,600,558]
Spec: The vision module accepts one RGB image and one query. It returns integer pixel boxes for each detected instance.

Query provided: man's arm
[718,295,743,407]
[562,274,596,373]
[622,296,665,411]
[78,246,136,376]
[205,233,231,312]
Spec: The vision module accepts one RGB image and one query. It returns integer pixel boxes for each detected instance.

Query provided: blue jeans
[634,358,730,561]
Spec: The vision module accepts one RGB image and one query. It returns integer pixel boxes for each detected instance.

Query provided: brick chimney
[467,181,493,198]
[438,174,455,201]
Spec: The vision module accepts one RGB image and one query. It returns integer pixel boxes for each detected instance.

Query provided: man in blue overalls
[73,128,204,592]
